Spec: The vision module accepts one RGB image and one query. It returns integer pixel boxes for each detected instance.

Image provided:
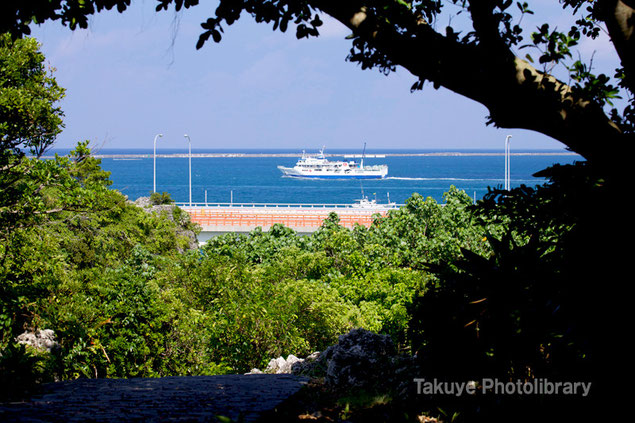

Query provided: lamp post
[184,134,192,206]
[504,135,512,190]
[153,133,163,193]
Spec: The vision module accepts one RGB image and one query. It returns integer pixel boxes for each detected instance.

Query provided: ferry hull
[278,166,387,179]
[283,173,387,180]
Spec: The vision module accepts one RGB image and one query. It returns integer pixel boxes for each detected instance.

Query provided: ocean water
[51,148,582,205]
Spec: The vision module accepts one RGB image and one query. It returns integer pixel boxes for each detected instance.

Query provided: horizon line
[37,151,581,159]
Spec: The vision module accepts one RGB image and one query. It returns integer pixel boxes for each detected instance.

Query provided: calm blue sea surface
[50,148,582,204]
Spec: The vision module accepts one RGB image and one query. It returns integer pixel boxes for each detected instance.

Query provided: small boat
[351,189,398,210]
[351,197,397,209]
[277,145,388,179]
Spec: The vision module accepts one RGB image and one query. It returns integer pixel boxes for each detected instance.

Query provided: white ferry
[277,146,388,179]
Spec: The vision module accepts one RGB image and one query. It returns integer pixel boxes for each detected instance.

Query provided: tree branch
[314,0,630,170]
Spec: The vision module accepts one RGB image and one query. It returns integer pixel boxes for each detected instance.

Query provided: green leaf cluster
[0,33,65,161]
[0,143,218,383]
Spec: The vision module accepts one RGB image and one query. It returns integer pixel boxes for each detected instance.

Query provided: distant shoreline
[39,152,580,159]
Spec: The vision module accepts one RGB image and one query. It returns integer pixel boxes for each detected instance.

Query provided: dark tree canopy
[2,1,634,174]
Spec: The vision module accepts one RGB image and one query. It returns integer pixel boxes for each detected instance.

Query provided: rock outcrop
[292,328,415,392]
[133,197,199,250]
[16,329,59,353]
[246,353,319,375]
[249,328,417,395]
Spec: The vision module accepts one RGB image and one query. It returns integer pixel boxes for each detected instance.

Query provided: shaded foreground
[0,374,308,422]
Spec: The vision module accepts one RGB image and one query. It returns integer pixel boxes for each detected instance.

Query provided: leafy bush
[149,191,175,205]
[0,145,221,385]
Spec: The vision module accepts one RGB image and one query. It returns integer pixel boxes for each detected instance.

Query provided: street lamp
[184,134,192,206]
[504,135,512,190]
[153,133,163,193]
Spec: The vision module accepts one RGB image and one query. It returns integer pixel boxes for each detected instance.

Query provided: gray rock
[290,352,321,375]
[132,197,199,251]
[268,354,303,374]
[318,328,396,389]
[291,328,417,394]
[16,329,59,353]
[246,353,319,375]
[132,196,152,208]
[251,329,418,393]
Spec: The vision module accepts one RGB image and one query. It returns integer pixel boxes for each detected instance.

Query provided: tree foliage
[1,146,227,386]
[0,33,65,161]
[1,32,66,249]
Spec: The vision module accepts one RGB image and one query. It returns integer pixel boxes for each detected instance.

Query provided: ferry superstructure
[277,147,388,179]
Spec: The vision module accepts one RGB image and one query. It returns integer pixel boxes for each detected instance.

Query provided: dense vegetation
[1,139,493,383]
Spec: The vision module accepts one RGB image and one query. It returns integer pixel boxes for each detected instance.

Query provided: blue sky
[29,1,620,152]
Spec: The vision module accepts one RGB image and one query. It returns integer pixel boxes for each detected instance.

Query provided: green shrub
[149,191,174,205]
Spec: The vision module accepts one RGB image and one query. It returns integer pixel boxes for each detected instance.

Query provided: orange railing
[182,208,386,229]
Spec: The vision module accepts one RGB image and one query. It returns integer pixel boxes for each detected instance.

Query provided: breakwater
[40,151,578,159]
